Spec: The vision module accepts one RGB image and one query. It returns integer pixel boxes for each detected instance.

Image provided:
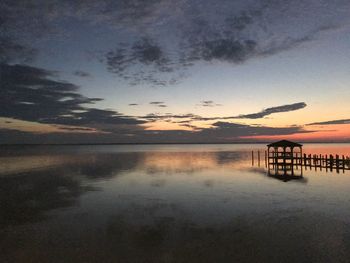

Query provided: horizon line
[1,141,350,146]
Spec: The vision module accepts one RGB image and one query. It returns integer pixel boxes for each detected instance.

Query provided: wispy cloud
[149,101,167,107]
[73,70,91,78]
[198,101,222,107]
[307,119,350,125]
[137,102,307,123]
[0,64,145,133]
[235,102,307,119]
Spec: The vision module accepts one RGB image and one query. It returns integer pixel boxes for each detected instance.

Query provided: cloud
[149,101,167,107]
[198,101,222,107]
[99,0,350,85]
[200,121,313,138]
[137,102,306,123]
[54,126,97,132]
[307,119,350,125]
[0,63,145,133]
[0,37,37,64]
[235,102,307,119]
[2,0,350,86]
[193,39,257,63]
[73,70,91,77]
[0,120,314,144]
[128,103,139,106]
[105,38,179,86]
[138,113,198,122]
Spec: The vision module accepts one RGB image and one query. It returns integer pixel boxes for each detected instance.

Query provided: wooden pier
[251,140,350,173]
[269,152,350,171]
[252,150,350,171]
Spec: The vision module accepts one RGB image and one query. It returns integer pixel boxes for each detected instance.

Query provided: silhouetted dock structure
[251,140,350,177]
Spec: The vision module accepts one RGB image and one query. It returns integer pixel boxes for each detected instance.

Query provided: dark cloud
[51,109,144,126]
[105,38,178,86]
[0,37,37,64]
[194,39,257,63]
[73,70,91,78]
[0,63,145,132]
[225,11,254,31]
[307,119,350,126]
[0,120,314,144]
[128,103,139,106]
[2,0,349,86]
[132,39,164,64]
[54,126,97,132]
[137,102,306,123]
[179,123,201,130]
[235,102,307,119]
[101,0,350,85]
[201,121,313,138]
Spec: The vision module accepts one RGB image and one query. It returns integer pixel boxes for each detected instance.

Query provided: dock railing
[252,150,350,173]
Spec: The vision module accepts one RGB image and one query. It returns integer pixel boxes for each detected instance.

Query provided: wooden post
[336,155,340,173]
[265,150,267,168]
[330,155,334,172]
[314,155,317,171]
[309,154,312,168]
[252,151,254,166]
[274,147,278,165]
[258,150,260,167]
[321,155,324,166]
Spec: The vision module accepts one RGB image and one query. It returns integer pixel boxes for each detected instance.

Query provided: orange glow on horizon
[0,118,101,134]
[143,120,195,131]
[243,124,350,142]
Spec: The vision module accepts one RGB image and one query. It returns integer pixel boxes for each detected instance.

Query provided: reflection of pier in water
[252,140,350,181]
[267,163,305,182]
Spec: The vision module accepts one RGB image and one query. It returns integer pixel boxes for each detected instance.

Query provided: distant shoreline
[1,142,350,146]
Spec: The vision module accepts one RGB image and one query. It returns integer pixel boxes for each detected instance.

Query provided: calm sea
[1,144,350,263]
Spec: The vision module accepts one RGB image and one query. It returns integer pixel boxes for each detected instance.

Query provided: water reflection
[99,210,350,263]
[267,164,305,183]
[1,145,350,263]
[267,167,306,183]
[0,168,87,226]
[141,151,248,174]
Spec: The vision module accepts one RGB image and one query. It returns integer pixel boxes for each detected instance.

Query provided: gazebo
[267,140,303,166]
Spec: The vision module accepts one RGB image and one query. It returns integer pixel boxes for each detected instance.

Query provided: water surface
[1,144,350,263]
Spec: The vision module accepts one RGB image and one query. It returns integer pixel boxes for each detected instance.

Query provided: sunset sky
[1,0,350,143]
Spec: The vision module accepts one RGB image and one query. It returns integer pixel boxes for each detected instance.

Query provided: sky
[1,0,350,144]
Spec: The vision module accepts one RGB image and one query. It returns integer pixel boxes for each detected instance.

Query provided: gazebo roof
[267,140,303,148]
